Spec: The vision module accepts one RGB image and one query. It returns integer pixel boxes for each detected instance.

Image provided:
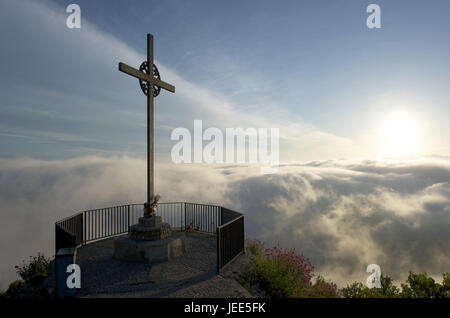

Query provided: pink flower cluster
[245,238,264,249]
[264,244,314,293]
[245,238,341,297]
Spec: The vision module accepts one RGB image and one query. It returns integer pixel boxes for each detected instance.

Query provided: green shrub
[342,274,400,298]
[6,279,26,297]
[15,253,51,285]
[306,276,341,298]
[246,239,264,258]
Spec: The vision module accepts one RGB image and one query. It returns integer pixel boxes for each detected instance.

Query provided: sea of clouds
[1,155,449,290]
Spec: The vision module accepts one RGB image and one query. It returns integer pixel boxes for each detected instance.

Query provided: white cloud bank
[1,155,449,290]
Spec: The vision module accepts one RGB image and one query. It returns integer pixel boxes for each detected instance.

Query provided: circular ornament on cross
[138,61,161,97]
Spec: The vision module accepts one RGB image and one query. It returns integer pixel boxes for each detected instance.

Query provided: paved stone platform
[75,231,252,298]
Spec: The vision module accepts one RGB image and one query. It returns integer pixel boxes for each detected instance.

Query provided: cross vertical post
[118,33,175,216]
[147,34,154,205]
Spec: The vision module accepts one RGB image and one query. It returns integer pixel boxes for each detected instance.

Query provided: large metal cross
[118,34,175,212]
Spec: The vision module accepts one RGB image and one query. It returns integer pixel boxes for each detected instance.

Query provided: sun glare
[378,112,421,157]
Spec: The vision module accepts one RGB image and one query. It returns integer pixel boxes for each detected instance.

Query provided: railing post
[184,202,187,231]
[128,205,131,231]
[217,226,221,275]
[242,216,245,252]
[83,211,86,245]
[55,223,58,255]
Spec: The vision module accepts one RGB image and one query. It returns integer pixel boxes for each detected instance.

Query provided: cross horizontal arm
[153,77,175,93]
[119,62,147,81]
[119,62,175,93]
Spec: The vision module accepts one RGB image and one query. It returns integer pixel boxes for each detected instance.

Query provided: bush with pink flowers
[242,238,341,298]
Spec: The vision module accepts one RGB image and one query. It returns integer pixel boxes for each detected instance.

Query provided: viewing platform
[74,232,251,297]
[54,202,247,297]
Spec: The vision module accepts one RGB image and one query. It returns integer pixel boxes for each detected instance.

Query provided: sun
[378,112,421,157]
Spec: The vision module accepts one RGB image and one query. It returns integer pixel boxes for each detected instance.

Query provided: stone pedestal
[129,216,172,240]
[114,232,186,263]
[113,215,186,263]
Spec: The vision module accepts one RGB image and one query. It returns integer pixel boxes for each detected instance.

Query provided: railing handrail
[55,211,83,225]
[130,202,223,207]
[55,222,76,236]
[184,202,222,208]
[217,214,244,229]
[56,202,227,223]
[80,204,131,214]
[55,203,243,235]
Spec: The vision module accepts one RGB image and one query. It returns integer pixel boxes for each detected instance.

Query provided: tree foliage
[343,272,450,298]
[14,253,51,285]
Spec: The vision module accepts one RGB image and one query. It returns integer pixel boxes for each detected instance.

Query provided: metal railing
[83,204,142,243]
[217,212,245,274]
[184,202,222,233]
[55,212,83,252]
[55,202,244,273]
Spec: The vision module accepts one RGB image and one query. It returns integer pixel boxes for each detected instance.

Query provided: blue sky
[1,0,450,161]
[50,0,450,137]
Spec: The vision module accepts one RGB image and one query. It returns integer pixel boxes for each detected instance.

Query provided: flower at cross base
[144,194,161,217]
